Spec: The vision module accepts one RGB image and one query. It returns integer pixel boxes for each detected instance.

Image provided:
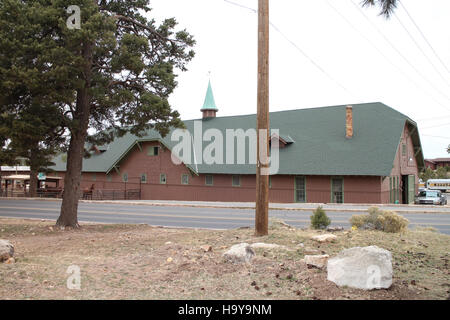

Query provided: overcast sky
[148,0,450,159]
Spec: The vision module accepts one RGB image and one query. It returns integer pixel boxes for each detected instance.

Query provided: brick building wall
[52,137,415,204]
[381,124,419,204]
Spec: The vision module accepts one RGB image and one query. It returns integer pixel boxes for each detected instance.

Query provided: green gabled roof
[200,80,218,111]
[50,102,424,176]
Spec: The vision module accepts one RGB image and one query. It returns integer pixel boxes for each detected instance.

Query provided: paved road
[0,199,450,234]
[85,199,450,213]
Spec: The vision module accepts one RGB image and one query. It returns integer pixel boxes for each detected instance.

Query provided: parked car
[415,190,447,205]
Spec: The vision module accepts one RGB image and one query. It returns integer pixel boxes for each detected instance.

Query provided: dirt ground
[0,218,449,300]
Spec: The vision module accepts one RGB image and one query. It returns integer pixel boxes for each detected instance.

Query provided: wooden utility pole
[255,0,269,236]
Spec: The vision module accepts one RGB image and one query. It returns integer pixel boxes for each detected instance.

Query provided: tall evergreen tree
[2,104,66,197]
[1,0,195,227]
[0,0,69,196]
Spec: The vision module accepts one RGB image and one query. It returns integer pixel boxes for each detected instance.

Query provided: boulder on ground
[304,254,329,269]
[0,240,14,262]
[223,243,255,264]
[311,234,337,243]
[327,246,393,290]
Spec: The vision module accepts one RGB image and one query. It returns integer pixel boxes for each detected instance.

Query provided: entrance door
[408,175,415,204]
[331,178,344,203]
[401,175,416,204]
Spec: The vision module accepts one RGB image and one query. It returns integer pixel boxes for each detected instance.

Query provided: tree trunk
[56,129,87,228]
[56,41,93,229]
[28,161,38,198]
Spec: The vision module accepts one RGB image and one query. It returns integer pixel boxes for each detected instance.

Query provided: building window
[232,175,241,187]
[269,176,272,189]
[331,178,344,204]
[123,173,128,183]
[141,173,147,183]
[148,146,159,156]
[181,174,189,185]
[92,173,96,181]
[390,177,393,203]
[107,175,112,182]
[402,144,407,156]
[295,176,306,203]
[205,175,213,186]
[160,173,167,184]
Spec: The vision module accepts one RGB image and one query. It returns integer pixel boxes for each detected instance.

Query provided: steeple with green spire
[201,80,218,118]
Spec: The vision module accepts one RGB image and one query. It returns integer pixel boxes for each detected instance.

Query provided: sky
[147,0,450,159]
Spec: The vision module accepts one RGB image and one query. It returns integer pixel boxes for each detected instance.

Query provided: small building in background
[424,158,450,170]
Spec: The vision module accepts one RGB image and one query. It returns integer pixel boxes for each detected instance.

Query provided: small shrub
[349,207,408,233]
[310,206,331,230]
[349,215,366,229]
[377,210,409,233]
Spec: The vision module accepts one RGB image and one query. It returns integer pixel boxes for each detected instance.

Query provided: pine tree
[1,0,195,227]
[0,0,68,196]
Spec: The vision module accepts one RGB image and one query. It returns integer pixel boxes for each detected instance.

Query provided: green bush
[350,207,408,233]
[310,206,331,230]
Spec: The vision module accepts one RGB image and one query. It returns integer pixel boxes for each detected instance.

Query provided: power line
[422,134,450,140]
[326,0,450,113]
[268,22,361,102]
[223,0,255,13]
[393,12,450,89]
[222,0,362,102]
[421,122,450,130]
[399,1,450,75]
[350,0,450,107]
[418,115,450,122]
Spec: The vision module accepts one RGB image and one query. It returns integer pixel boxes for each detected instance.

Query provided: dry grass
[0,218,449,300]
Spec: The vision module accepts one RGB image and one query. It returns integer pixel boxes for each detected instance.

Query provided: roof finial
[201,76,218,119]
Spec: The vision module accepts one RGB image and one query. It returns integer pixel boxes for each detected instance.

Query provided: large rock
[327,246,393,290]
[0,240,14,262]
[304,254,329,269]
[311,234,337,243]
[223,243,255,264]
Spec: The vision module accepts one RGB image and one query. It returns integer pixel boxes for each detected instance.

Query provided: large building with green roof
[50,82,424,204]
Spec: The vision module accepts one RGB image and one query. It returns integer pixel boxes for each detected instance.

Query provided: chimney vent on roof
[346,106,353,139]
